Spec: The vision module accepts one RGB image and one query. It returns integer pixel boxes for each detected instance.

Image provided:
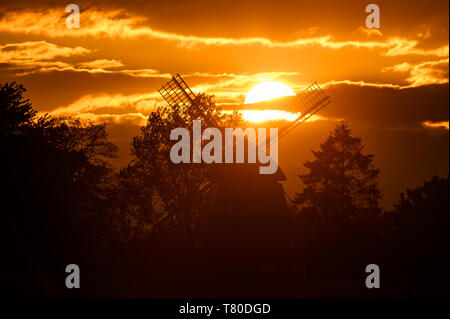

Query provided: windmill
[159,74,330,140]
[158,73,331,274]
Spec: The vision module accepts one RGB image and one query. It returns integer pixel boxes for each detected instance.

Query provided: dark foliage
[1,83,117,297]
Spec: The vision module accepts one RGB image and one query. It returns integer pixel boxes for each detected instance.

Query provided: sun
[244,81,295,104]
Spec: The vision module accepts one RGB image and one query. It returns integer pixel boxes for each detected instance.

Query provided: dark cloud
[322,84,449,129]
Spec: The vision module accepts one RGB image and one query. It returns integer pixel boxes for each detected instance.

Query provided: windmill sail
[158,73,197,110]
[275,82,331,141]
[158,73,219,127]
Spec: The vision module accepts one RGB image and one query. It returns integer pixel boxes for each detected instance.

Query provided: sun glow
[240,81,298,122]
[244,81,296,104]
[241,110,300,123]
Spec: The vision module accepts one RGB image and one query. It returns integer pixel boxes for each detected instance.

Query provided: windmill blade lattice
[158,73,197,111]
[275,82,331,141]
[158,73,219,127]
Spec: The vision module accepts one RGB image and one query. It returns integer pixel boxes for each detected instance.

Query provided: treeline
[1,82,448,298]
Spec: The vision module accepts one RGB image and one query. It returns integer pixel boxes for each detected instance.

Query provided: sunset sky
[0,0,448,208]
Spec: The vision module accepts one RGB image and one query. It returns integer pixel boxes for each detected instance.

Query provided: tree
[0,82,118,275]
[290,122,383,279]
[393,174,448,222]
[388,174,448,279]
[294,121,382,220]
[112,94,241,241]
[0,81,36,136]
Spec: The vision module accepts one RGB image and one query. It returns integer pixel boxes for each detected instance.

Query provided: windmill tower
[158,74,331,274]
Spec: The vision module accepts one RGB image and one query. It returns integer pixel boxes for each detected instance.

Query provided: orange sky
[0,0,448,208]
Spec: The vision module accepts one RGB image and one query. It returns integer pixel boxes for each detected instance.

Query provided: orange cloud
[240,110,301,122]
[0,41,94,76]
[0,41,172,78]
[417,26,432,40]
[382,58,449,87]
[0,41,89,62]
[77,59,124,69]
[322,80,402,89]
[423,121,449,130]
[0,9,447,57]
[51,92,163,117]
[384,40,448,57]
[354,27,383,37]
[18,65,172,78]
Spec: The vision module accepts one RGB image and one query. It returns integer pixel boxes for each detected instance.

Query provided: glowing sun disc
[244,81,295,104]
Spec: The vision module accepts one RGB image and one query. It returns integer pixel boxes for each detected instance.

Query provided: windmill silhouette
[158,74,331,274]
[158,74,330,140]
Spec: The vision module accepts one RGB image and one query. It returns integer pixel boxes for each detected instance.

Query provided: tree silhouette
[111,94,241,242]
[294,121,382,220]
[0,82,36,136]
[290,122,383,280]
[387,174,449,281]
[0,82,118,286]
[393,174,448,221]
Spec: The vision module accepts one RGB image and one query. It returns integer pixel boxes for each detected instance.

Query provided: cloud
[0,41,89,62]
[17,64,172,78]
[0,41,93,76]
[322,80,403,89]
[77,59,124,69]
[354,27,383,37]
[0,9,447,57]
[321,83,449,131]
[423,120,449,130]
[51,91,163,116]
[0,41,172,78]
[417,27,432,40]
[382,58,449,87]
[117,69,171,78]
[384,40,448,57]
